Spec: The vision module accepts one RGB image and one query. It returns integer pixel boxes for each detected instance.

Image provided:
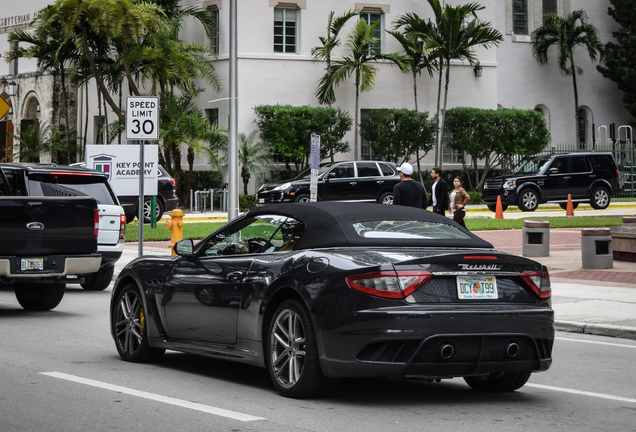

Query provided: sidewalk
[125,207,636,341]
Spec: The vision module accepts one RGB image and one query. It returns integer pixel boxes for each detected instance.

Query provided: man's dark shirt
[393,180,428,208]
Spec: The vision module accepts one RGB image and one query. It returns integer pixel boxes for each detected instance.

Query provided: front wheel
[590,187,610,209]
[464,371,531,392]
[266,299,338,398]
[517,190,539,212]
[378,192,394,205]
[14,283,65,311]
[111,284,165,363]
[294,194,311,203]
[81,264,115,291]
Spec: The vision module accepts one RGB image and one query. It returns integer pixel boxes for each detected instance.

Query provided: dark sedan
[110,202,553,398]
[256,161,400,205]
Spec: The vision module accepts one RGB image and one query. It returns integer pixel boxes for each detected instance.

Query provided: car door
[541,156,568,201]
[352,162,384,201]
[320,162,357,201]
[563,155,592,199]
[161,215,283,344]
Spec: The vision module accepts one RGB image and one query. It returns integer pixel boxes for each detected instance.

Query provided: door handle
[227,271,245,282]
[377,180,384,184]
[350,182,357,186]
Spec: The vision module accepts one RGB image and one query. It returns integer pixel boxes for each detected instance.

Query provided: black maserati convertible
[110,202,553,398]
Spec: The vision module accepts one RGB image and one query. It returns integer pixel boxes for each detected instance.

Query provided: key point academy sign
[86,145,158,196]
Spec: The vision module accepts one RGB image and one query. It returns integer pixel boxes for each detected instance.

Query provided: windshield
[294,164,334,180]
[513,157,551,175]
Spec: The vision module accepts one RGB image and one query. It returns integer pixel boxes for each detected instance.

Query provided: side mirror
[548,168,559,175]
[174,238,194,258]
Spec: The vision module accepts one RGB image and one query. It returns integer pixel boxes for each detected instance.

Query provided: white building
[0,0,630,193]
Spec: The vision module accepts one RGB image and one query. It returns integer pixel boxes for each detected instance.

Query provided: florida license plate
[457,275,498,299]
[21,258,44,271]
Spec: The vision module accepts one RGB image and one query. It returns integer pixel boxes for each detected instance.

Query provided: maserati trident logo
[459,264,501,271]
[26,222,45,231]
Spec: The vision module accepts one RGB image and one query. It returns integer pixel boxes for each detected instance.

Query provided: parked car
[482,152,621,212]
[110,202,553,398]
[115,165,179,223]
[0,162,123,297]
[256,161,401,205]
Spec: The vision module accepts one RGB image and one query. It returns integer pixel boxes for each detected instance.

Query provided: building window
[205,108,219,127]
[208,8,219,54]
[360,12,383,54]
[542,0,557,21]
[512,0,528,35]
[274,8,298,53]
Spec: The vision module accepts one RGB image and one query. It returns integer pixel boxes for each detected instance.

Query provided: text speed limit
[126,96,159,140]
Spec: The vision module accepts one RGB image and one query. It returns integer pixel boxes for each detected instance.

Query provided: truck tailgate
[0,196,98,256]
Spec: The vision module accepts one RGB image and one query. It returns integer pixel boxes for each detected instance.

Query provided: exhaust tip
[439,343,455,360]
[505,341,520,358]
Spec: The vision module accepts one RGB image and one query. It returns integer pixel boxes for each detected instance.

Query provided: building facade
[0,0,630,192]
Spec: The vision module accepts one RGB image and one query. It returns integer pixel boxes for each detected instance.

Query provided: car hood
[259,178,309,192]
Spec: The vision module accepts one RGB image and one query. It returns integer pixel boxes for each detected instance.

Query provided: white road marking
[556,336,636,349]
[41,372,265,422]
[527,383,636,404]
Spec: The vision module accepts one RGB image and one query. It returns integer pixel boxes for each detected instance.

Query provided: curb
[555,320,636,340]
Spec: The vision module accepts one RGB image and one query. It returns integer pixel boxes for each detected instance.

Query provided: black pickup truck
[0,192,101,311]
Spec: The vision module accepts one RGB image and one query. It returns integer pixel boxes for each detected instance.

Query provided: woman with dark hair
[449,176,470,229]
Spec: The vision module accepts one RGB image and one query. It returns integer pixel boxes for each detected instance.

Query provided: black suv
[256,161,400,205]
[482,152,621,212]
[118,165,179,223]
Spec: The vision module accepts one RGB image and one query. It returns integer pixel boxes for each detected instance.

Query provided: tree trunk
[570,55,582,148]
[434,57,444,169]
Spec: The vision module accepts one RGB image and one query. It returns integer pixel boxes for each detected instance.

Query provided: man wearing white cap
[393,162,428,209]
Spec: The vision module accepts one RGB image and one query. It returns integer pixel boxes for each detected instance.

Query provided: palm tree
[531,10,604,147]
[390,12,438,181]
[311,10,358,106]
[330,18,408,159]
[423,0,502,168]
[235,131,275,195]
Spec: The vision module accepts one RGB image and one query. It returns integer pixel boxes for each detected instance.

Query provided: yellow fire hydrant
[165,209,185,255]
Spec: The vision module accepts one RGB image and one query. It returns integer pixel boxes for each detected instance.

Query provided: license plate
[21,258,44,271]
[258,198,265,204]
[457,275,498,299]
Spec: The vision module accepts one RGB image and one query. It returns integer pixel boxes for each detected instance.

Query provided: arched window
[577,106,593,150]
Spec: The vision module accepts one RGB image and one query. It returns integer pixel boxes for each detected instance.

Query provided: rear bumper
[316,305,554,379]
[0,254,102,278]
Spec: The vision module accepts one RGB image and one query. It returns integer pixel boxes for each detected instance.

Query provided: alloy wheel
[270,307,306,388]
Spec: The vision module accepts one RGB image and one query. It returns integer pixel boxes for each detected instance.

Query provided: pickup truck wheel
[517,190,539,212]
[14,283,65,311]
[81,265,115,291]
[112,284,165,362]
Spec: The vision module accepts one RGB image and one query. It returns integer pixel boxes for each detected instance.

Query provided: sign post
[310,134,320,202]
[126,96,159,256]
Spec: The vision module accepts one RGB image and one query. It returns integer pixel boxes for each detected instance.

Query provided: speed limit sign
[126,96,159,140]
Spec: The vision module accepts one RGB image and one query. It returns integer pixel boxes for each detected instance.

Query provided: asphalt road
[1,282,636,432]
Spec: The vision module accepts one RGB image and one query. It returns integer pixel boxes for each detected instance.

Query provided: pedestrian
[393,162,428,209]
[431,167,448,216]
[449,176,470,229]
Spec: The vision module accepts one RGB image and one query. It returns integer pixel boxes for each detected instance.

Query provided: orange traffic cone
[566,194,575,216]
[495,195,504,219]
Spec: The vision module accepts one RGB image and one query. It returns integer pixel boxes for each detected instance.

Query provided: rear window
[353,220,470,240]
[27,173,118,205]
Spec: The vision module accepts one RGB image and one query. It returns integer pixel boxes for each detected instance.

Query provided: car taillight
[94,209,100,238]
[346,271,432,299]
[170,178,176,187]
[119,214,126,240]
[520,270,551,299]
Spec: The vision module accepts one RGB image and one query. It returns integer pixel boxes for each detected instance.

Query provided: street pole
[228,0,239,221]
[138,141,145,256]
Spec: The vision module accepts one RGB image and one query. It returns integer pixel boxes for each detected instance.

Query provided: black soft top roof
[247,202,493,249]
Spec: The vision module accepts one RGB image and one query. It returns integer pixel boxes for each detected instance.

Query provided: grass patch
[466,216,623,231]
[125,217,624,242]
[125,222,225,242]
